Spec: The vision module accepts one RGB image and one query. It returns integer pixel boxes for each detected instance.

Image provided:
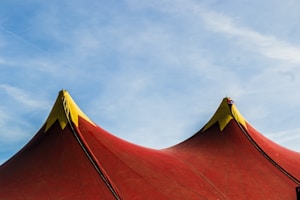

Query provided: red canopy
[1,90,300,199]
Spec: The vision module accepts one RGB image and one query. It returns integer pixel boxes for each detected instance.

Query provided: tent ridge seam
[235,119,300,185]
[61,95,122,200]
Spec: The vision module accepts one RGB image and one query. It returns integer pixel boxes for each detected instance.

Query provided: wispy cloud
[264,128,300,151]
[0,105,33,164]
[0,25,43,51]
[0,84,50,109]
[139,0,300,65]
[200,11,300,64]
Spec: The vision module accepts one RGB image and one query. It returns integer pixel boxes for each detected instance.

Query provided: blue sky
[1,0,300,164]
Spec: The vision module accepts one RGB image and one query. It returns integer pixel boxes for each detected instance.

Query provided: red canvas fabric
[166,122,298,199]
[0,91,299,199]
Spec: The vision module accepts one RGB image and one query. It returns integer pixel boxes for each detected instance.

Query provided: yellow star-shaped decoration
[44,90,95,132]
[202,98,247,132]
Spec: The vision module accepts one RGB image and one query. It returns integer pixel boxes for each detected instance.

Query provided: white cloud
[0,106,32,145]
[265,128,300,152]
[132,0,300,64]
[0,84,50,109]
[199,10,300,64]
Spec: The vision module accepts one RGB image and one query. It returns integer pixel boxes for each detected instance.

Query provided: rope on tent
[234,116,300,186]
[62,96,122,200]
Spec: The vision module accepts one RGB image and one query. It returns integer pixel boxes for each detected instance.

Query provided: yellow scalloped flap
[231,103,247,130]
[202,98,247,132]
[44,90,95,132]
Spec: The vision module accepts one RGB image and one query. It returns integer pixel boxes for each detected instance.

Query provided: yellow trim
[44,90,95,132]
[202,98,247,132]
[231,104,247,129]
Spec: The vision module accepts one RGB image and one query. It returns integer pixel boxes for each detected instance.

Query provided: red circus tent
[1,90,300,199]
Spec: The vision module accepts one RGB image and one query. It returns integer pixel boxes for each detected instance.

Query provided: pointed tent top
[44,90,95,132]
[202,97,247,132]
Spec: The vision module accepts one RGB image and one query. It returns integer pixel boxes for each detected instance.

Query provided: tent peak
[44,90,95,132]
[202,97,247,132]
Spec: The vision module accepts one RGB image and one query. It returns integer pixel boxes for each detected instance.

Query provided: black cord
[62,96,122,200]
[234,117,300,186]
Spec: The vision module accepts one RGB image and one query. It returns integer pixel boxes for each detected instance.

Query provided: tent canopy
[1,90,300,200]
